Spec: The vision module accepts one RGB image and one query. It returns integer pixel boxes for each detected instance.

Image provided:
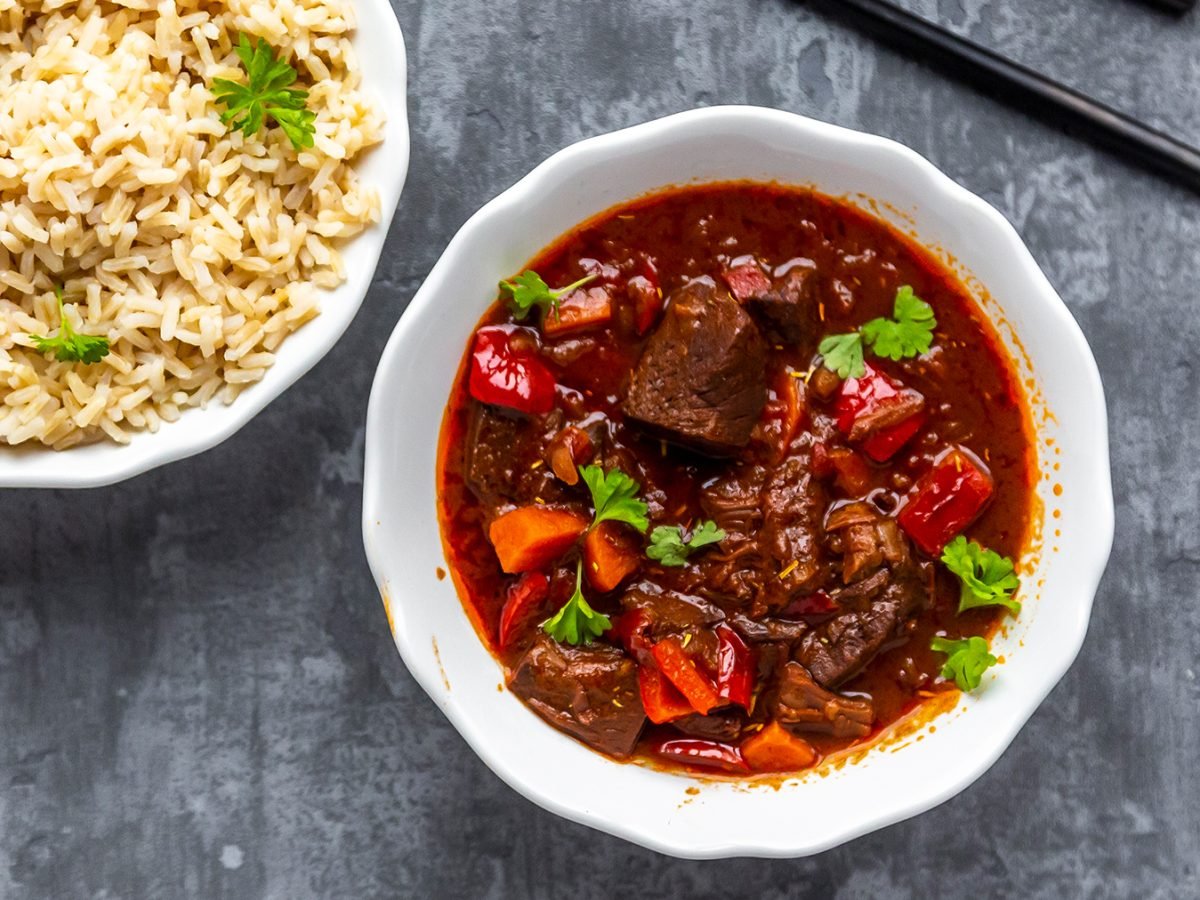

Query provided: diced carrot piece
[541,286,613,337]
[488,506,589,573]
[583,521,641,592]
[741,721,818,772]
[651,638,723,715]
[638,665,693,724]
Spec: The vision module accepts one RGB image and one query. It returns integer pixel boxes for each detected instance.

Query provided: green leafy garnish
[931,635,997,692]
[543,559,612,645]
[817,332,866,379]
[29,286,110,364]
[941,535,1022,616]
[647,520,726,567]
[579,464,649,533]
[500,270,598,322]
[818,285,936,378]
[211,34,316,150]
[861,286,937,361]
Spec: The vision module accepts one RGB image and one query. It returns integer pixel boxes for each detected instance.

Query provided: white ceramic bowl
[0,0,409,489]
[362,106,1113,858]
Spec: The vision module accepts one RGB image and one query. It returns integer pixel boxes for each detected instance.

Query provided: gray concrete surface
[2,0,1197,896]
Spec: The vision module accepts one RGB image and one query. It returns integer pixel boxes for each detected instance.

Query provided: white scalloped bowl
[0,0,409,488]
[362,106,1113,858]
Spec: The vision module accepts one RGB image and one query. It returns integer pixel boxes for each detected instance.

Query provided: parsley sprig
[542,559,612,645]
[29,286,110,364]
[212,34,316,150]
[500,271,598,322]
[646,520,725,567]
[818,285,937,378]
[579,464,649,533]
[941,536,1022,616]
[931,635,997,692]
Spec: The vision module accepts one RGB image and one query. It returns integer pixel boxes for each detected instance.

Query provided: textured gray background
[2,0,1196,896]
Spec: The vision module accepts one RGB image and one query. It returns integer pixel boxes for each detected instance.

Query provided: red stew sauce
[437,183,1036,776]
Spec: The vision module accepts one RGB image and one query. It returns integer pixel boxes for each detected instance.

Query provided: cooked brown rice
[0,0,383,448]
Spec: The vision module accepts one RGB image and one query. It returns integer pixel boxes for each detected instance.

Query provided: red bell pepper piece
[722,263,772,302]
[468,326,557,415]
[898,447,994,555]
[835,363,924,462]
[497,572,549,650]
[637,665,693,724]
[627,257,663,335]
[651,637,723,715]
[614,610,654,665]
[780,590,837,619]
[862,410,926,463]
[714,624,755,709]
[646,737,750,774]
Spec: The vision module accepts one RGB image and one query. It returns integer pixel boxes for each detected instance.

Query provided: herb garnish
[579,464,649,533]
[212,34,316,150]
[941,536,1022,616]
[647,520,725,567]
[500,271,598,322]
[542,559,612,645]
[29,286,110,364]
[931,635,997,692]
[818,285,937,378]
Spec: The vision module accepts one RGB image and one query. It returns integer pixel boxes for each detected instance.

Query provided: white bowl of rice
[0,0,408,487]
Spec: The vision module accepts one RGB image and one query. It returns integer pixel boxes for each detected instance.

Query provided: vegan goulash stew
[437,183,1035,776]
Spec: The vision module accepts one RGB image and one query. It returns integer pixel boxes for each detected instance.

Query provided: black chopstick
[1146,0,1195,13]
[810,0,1200,194]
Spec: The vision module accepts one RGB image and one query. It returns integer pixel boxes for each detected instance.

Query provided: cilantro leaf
[931,635,997,691]
[817,332,865,379]
[647,520,726,567]
[579,464,649,533]
[543,559,612,645]
[211,34,315,150]
[500,270,598,322]
[860,285,937,361]
[29,286,110,365]
[941,535,1022,616]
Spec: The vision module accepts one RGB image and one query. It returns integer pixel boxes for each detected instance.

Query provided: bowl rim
[0,0,409,489]
[362,105,1114,858]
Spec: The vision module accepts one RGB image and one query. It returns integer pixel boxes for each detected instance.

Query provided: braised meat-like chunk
[623,278,767,455]
[798,564,929,688]
[774,661,874,738]
[745,264,822,345]
[508,635,646,757]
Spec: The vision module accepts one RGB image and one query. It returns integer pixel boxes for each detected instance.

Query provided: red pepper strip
[862,410,927,463]
[646,737,750,774]
[613,610,654,666]
[638,665,693,724]
[468,326,557,414]
[651,638,723,715]
[714,624,755,710]
[497,572,549,650]
[898,447,994,555]
[627,257,662,335]
[834,363,923,461]
[780,590,837,619]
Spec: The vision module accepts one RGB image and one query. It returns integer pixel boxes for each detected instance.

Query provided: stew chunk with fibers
[623,278,767,456]
[438,183,1035,776]
[508,635,646,758]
